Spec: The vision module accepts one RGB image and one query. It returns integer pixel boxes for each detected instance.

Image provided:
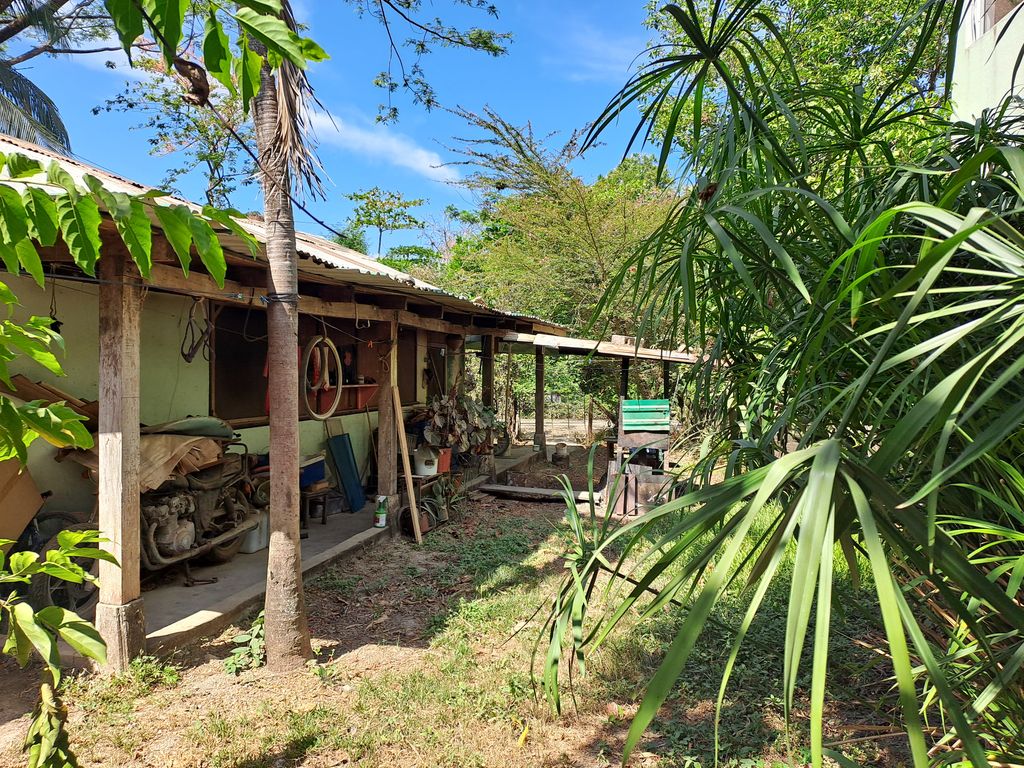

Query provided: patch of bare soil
[507,445,609,491]
[0,658,38,757]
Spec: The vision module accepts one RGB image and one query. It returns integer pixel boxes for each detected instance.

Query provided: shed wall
[5,275,378,514]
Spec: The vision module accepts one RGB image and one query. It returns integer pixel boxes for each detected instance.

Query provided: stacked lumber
[0,374,99,430]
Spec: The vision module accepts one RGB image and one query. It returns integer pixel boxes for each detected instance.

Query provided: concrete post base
[94,597,146,673]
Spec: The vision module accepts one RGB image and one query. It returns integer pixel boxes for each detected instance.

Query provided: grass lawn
[0,493,908,767]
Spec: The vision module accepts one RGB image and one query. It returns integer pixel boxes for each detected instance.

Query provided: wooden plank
[479,484,596,503]
[481,334,495,408]
[393,384,421,545]
[148,264,493,335]
[376,317,399,498]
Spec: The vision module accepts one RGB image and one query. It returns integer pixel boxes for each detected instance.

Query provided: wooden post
[534,347,546,452]
[377,316,399,501]
[481,334,495,408]
[415,328,429,403]
[620,356,631,400]
[446,335,464,394]
[94,252,146,671]
[662,361,671,400]
[393,385,421,544]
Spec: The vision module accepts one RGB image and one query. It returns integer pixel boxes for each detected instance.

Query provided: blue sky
[22,1,654,255]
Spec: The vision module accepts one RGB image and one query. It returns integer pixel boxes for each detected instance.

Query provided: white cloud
[68,38,151,83]
[309,111,459,184]
[554,23,648,84]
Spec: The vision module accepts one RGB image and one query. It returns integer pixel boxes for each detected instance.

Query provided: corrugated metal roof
[0,135,563,331]
[502,332,700,363]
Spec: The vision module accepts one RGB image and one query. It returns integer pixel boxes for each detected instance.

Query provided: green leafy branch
[1,529,116,768]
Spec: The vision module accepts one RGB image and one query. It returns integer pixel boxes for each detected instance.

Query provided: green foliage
[430,112,673,336]
[343,0,510,122]
[379,244,439,271]
[224,611,267,675]
[347,186,426,254]
[331,223,369,254]
[0,151,247,462]
[420,388,498,453]
[93,61,255,208]
[540,2,1024,767]
[1,528,113,768]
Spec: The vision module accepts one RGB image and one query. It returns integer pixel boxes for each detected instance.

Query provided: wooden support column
[446,335,465,394]
[377,316,399,503]
[534,347,546,452]
[481,334,495,408]
[662,361,671,400]
[414,329,429,403]
[94,252,146,671]
[620,356,631,399]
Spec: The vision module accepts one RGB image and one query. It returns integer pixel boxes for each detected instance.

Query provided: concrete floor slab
[144,507,384,653]
[141,447,545,654]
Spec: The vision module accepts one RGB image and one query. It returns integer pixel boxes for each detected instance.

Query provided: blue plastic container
[299,455,326,488]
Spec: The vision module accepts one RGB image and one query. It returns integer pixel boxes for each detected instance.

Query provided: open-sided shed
[0,136,562,666]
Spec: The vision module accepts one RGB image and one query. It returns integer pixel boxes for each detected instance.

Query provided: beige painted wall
[4,274,378,515]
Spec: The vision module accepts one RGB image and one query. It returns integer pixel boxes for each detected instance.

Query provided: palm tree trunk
[251,56,312,668]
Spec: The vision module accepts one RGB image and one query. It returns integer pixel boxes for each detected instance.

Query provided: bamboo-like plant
[539,2,1024,766]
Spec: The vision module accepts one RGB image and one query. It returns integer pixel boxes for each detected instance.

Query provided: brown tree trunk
[252,57,312,668]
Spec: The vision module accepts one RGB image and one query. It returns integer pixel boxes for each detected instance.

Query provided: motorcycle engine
[142,490,198,557]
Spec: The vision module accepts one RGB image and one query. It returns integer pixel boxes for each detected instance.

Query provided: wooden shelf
[339,383,379,410]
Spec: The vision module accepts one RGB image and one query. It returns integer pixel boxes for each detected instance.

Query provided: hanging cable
[47,271,62,334]
[180,297,211,363]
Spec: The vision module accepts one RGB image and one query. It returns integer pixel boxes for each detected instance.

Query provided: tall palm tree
[249,1,321,668]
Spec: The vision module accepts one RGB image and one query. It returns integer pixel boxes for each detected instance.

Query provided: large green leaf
[203,11,235,93]
[103,0,144,60]
[233,7,308,68]
[140,0,187,67]
[53,193,101,275]
[22,187,58,247]
[188,216,226,287]
[153,204,194,275]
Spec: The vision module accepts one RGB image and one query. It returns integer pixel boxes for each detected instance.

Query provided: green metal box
[621,399,671,433]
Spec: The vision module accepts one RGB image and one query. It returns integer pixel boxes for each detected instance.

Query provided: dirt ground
[0,497,635,768]
[507,444,610,491]
[0,450,909,768]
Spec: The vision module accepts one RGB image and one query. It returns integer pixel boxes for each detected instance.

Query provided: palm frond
[0,62,68,150]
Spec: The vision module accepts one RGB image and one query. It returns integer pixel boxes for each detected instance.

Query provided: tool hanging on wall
[301,329,343,420]
[48,275,62,334]
[181,297,211,363]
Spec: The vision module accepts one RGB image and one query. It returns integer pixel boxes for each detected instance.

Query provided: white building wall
[952,1,1024,120]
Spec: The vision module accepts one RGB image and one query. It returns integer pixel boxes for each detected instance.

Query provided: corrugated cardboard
[0,459,43,546]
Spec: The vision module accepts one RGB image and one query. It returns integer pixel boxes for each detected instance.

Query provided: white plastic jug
[413,444,439,476]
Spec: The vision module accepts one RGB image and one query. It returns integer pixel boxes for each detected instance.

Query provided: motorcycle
[26,431,265,615]
[137,442,262,579]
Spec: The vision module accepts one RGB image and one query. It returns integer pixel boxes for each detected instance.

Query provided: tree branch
[0,0,71,47]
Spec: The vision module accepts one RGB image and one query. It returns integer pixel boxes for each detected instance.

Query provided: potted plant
[419,386,499,470]
[428,475,466,523]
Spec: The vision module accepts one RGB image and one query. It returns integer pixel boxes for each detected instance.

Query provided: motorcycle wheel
[27,522,99,619]
[200,486,251,564]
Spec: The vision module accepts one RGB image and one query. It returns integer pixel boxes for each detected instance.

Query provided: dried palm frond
[266,0,324,199]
